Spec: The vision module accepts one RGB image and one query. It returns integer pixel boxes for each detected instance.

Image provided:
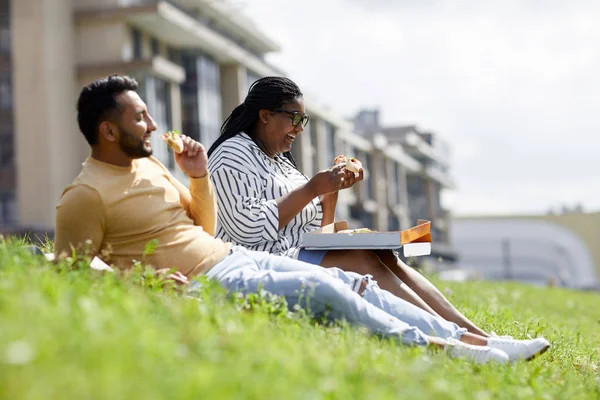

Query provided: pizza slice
[333,155,363,173]
[160,130,184,154]
[337,228,376,234]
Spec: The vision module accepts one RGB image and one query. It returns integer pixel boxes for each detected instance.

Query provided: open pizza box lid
[300,219,432,257]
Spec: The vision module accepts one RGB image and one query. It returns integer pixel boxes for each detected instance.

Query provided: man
[54,74,544,364]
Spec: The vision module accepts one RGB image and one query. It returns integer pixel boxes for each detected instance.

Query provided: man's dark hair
[76,74,139,146]
[207,76,302,166]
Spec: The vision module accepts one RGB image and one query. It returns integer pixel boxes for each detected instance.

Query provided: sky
[238,0,600,216]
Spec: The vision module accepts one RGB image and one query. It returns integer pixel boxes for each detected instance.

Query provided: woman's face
[256,98,309,157]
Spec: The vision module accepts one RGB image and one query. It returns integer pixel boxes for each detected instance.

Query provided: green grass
[0,240,599,399]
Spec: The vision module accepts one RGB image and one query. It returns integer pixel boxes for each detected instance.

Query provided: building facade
[2,0,456,258]
[0,0,15,227]
[352,109,457,260]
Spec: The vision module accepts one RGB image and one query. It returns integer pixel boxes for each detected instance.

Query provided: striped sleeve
[210,156,280,247]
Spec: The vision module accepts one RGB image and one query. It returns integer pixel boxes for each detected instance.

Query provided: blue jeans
[204,247,466,346]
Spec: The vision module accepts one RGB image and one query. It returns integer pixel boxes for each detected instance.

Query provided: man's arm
[165,135,217,236]
[54,184,105,260]
[168,174,218,236]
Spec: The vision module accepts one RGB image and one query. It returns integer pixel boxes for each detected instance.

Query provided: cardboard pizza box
[300,220,432,257]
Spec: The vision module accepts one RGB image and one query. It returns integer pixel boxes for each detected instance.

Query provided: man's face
[112,91,157,159]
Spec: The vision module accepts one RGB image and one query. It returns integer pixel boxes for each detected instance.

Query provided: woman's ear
[259,109,270,124]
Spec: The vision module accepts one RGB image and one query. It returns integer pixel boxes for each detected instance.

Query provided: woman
[206,76,545,352]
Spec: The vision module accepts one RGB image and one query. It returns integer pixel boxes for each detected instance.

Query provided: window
[150,37,159,56]
[180,52,222,147]
[167,47,180,64]
[323,121,336,165]
[246,69,261,93]
[393,163,401,204]
[388,214,400,231]
[350,204,374,230]
[131,28,142,59]
[0,190,16,226]
[0,72,12,109]
[0,0,9,55]
[152,77,173,168]
[407,175,429,220]
[310,121,319,174]
[290,134,304,171]
[0,132,13,167]
[364,152,375,200]
[137,75,174,169]
[197,55,221,147]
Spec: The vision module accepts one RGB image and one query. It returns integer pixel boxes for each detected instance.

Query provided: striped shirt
[208,133,323,259]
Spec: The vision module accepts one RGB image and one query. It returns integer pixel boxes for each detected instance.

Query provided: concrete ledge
[78,56,185,84]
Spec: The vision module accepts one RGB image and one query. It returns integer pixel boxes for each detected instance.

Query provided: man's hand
[174,135,208,178]
[155,268,190,286]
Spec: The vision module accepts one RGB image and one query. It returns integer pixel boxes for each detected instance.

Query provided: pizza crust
[333,155,363,173]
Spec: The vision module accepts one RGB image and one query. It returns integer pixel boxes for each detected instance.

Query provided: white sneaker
[486,337,550,362]
[490,331,513,340]
[445,338,509,364]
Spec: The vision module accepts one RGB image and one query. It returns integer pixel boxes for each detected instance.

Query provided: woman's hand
[339,168,364,190]
[307,164,347,196]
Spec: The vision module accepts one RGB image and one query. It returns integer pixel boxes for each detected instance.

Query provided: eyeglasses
[272,109,310,128]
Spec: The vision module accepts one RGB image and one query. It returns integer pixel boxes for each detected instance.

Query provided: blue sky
[240,0,600,215]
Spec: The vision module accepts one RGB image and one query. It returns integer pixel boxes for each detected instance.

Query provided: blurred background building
[1,0,455,253]
[1,0,597,289]
[451,211,600,290]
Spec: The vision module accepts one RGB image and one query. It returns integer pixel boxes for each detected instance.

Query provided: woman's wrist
[321,192,338,204]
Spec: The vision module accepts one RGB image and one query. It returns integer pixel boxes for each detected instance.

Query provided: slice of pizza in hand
[333,155,363,173]
[161,130,184,154]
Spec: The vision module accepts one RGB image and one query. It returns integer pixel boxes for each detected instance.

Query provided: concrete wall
[76,20,130,65]
[219,63,246,121]
[12,0,83,229]
[74,0,120,11]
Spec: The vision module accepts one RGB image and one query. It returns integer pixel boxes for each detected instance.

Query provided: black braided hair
[207,76,303,166]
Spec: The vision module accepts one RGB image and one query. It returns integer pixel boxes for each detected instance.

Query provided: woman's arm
[320,192,338,227]
[210,156,347,246]
[275,184,319,229]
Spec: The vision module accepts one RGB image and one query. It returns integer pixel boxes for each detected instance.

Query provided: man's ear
[259,109,270,124]
[98,120,117,143]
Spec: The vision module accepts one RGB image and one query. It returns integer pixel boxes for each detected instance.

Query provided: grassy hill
[0,239,599,399]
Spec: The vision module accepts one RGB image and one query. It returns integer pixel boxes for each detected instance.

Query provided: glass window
[246,69,261,93]
[0,0,9,55]
[310,121,319,174]
[139,75,174,169]
[131,28,142,59]
[364,152,375,200]
[388,213,400,231]
[0,132,13,167]
[0,72,12,109]
[407,175,429,220]
[181,52,222,147]
[0,190,16,226]
[323,121,336,165]
[150,37,159,56]
[197,55,221,147]
[290,135,303,171]
[393,163,401,204]
[167,47,180,64]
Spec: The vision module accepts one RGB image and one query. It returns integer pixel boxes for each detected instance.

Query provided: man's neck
[91,147,134,167]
